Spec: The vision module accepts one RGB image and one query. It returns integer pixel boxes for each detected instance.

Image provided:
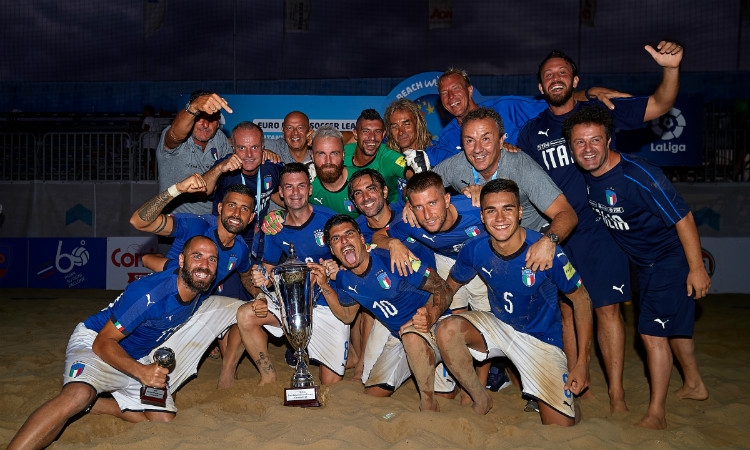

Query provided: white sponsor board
[106,236,158,290]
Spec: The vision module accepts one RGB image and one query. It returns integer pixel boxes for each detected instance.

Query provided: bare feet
[609,398,629,414]
[419,398,441,412]
[675,383,709,401]
[636,413,667,430]
[217,375,235,390]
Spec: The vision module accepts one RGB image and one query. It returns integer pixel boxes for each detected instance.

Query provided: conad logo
[111,247,149,268]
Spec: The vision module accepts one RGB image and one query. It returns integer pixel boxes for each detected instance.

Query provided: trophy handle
[256,265,280,308]
[312,285,321,307]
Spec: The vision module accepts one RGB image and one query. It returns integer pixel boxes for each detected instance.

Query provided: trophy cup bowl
[271,257,320,407]
[140,347,175,407]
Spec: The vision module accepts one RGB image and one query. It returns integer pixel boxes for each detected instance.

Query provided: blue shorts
[564,223,631,308]
[636,251,695,337]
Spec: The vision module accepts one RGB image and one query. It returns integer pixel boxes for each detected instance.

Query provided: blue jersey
[163,213,212,262]
[83,270,200,360]
[450,230,582,349]
[386,195,483,258]
[584,154,690,266]
[334,247,437,336]
[517,98,649,229]
[212,158,282,263]
[262,206,337,306]
[426,96,548,165]
[165,214,251,297]
[356,200,406,243]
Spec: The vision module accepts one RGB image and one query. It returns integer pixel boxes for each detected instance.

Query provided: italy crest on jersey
[410,258,421,272]
[606,189,617,206]
[521,267,535,287]
[406,237,416,243]
[465,225,481,237]
[314,230,325,247]
[263,175,273,190]
[377,271,391,289]
[69,362,85,378]
[344,199,357,213]
[227,255,238,271]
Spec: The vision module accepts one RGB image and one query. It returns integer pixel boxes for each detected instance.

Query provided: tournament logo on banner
[617,95,702,166]
[106,237,158,290]
[29,238,106,289]
[384,72,490,143]
[201,94,379,141]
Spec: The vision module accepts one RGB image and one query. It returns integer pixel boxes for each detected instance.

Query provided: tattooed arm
[409,269,454,333]
[129,173,208,235]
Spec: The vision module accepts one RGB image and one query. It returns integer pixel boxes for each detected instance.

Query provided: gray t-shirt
[265,137,311,165]
[156,126,233,215]
[433,149,562,232]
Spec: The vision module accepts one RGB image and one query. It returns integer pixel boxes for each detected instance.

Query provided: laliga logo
[701,247,715,277]
[650,107,687,154]
[56,240,90,274]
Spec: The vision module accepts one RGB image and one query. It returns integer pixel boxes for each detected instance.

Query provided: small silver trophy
[260,244,320,407]
[140,347,176,407]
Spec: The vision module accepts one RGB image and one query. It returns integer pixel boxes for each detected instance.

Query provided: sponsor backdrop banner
[28,238,107,289]
[0,238,29,288]
[106,236,157,290]
[617,95,703,166]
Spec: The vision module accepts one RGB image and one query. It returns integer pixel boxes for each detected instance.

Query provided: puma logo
[654,318,669,329]
[347,285,359,295]
[556,251,565,258]
[481,267,493,278]
[421,234,436,243]
[145,293,154,307]
[313,197,323,204]
[538,129,549,137]
[612,284,625,294]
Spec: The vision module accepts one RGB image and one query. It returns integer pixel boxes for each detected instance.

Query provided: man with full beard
[309,125,360,218]
[129,177,259,389]
[516,40,684,413]
[8,236,248,450]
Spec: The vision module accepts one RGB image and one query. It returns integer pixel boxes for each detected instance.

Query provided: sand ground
[1,289,748,449]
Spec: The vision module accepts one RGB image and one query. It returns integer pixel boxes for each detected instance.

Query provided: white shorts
[362,320,455,394]
[63,295,243,414]
[435,253,490,312]
[263,300,349,376]
[455,311,575,419]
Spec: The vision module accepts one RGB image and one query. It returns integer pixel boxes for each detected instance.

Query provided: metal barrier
[40,132,135,181]
[0,133,37,181]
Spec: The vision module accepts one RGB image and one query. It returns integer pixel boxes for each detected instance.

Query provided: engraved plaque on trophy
[140,347,176,407]
[269,244,321,407]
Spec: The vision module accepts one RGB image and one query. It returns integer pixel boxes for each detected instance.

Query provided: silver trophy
[260,244,320,407]
[140,347,176,407]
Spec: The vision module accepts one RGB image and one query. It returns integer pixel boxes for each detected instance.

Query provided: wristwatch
[544,232,559,244]
[184,102,200,117]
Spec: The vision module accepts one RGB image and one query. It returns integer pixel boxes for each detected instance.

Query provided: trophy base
[140,385,168,407]
[283,386,321,407]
